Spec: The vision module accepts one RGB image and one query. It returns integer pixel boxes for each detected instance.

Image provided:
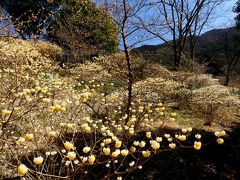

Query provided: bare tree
[139,0,224,70]
[96,0,149,122]
[223,29,240,86]
[0,7,16,38]
[188,0,222,61]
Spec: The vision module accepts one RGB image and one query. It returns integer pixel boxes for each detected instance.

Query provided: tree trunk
[122,31,133,124]
[190,42,196,61]
[224,67,231,86]
[173,49,181,70]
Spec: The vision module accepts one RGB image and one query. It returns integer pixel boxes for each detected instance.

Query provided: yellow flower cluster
[215,130,226,144]
[33,156,44,165]
[48,105,66,113]
[194,141,202,150]
[18,164,28,176]
[64,142,74,151]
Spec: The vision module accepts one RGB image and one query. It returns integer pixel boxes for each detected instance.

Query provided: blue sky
[137,0,238,47]
[210,0,237,28]
[0,0,238,48]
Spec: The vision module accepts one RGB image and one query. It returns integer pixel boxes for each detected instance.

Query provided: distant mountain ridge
[197,27,239,47]
[134,27,240,74]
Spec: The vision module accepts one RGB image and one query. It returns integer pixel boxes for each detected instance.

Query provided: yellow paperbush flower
[130,146,136,153]
[129,161,135,167]
[178,135,187,141]
[64,141,74,151]
[187,127,193,132]
[18,164,28,176]
[103,147,111,155]
[151,141,160,150]
[33,156,44,165]
[48,106,55,113]
[115,140,122,148]
[146,132,151,138]
[164,134,170,138]
[194,141,202,150]
[17,137,26,145]
[133,141,139,146]
[181,128,188,134]
[104,138,112,145]
[215,131,226,137]
[120,149,129,156]
[156,137,163,142]
[170,112,177,117]
[219,131,226,137]
[169,143,176,149]
[139,141,146,148]
[2,109,11,116]
[112,149,120,158]
[195,134,201,139]
[216,138,224,144]
[66,123,75,129]
[67,151,76,160]
[129,130,135,135]
[24,133,34,141]
[84,126,91,133]
[48,131,57,138]
[54,104,61,111]
[42,98,51,103]
[88,155,96,165]
[60,107,66,112]
[142,150,151,157]
[83,147,91,153]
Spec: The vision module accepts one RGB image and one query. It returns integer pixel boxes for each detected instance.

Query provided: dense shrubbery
[0,0,118,58]
[47,0,119,57]
[34,41,63,59]
[0,38,237,179]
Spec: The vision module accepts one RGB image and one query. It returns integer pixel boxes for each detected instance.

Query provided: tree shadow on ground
[126,123,240,180]
[13,123,240,180]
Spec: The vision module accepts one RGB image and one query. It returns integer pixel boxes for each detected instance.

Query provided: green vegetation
[0,0,118,56]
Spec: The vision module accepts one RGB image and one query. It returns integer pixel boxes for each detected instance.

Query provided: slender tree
[223,29,240,86]
[188,0,222,61]
[96,0,149,122]
[139,0,224,70]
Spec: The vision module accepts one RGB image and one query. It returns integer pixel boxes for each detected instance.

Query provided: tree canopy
[47,0,118,55]
[0,0,118,55]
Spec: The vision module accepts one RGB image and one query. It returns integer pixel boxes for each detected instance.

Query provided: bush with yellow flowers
[34,40,63,60]
[0,38,233,179]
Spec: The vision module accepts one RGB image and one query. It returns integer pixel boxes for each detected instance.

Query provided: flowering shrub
[95,54,174,84]
[34,41,63,59]
[190,85,240,125]
[70,62,112,82]
[133,77,190,103]
[183,74,220,89]
[0,38,231,179]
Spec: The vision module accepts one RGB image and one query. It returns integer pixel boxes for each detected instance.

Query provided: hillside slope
[134,27,240,74]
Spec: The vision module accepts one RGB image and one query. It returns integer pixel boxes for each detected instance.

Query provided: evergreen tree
[0,0,118,55]
[0,0,58,39]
